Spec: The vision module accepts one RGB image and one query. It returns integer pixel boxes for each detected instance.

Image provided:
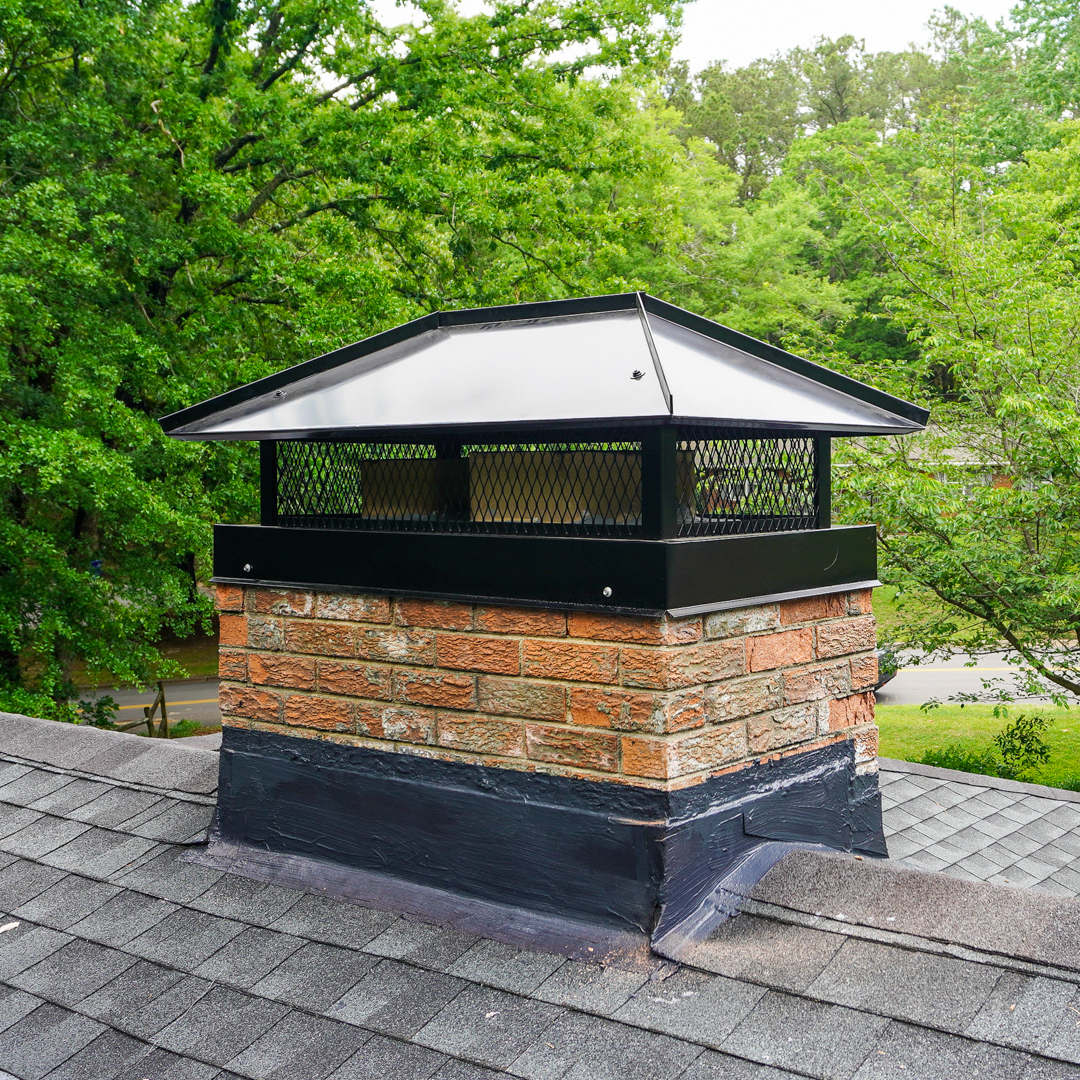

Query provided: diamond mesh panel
[675,429,819,536]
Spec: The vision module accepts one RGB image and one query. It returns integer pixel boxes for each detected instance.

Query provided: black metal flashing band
[212,524,876,616]
[210,728,886,960]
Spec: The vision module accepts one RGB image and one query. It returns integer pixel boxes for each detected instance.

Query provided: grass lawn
[877,703,1080,789]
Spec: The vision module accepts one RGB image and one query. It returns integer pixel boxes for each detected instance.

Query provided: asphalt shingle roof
[1,714,1080,1079]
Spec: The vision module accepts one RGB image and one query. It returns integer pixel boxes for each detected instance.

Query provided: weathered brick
[782,661,851,706]
[525,724,619,772]
[283,694,354,732]
[382,706,438,745]
[393,669,476,711]
[620,736,668,779]
[395,598,474,631]
[219,684,282,723]
[476,606,566,637]
[567,687,705,734]
[521,640,618,684]
[215,584,245,612]
[567,612,701,646]
[355,626,435,666]
[284,619,353,657]
[850,653,879,692]
[747,704,817,753]
[249,653,317,690]
[218,613,248,648]
[477,677,565,721]
[706,674,782,722]
[847,589,874,615]
[669,723,747,777]
[251,588,314,617]
[438,634,520,675]
[218,649,248,681]
[355,703,386,739]
[247,615,284,652]
[816,617,876,660]
[704,605,779,640]
[316,593,391,624]
[747,629,813,672]
[620,639,745,690]
[852,726,879,763]
[317,660,392,700]
[828,691,875,732]
[437,716,524,757]
[780,593,847,625]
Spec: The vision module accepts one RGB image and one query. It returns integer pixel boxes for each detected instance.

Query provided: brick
[477,677,565,721]
[706,674,782,722]
[393,669,476,710]
[525,725,619,772]
[355,626,435,666]
[437,716,524,757]
[284,619,353,657]
[566,687,704,733]
[476,606,566,636]
[620,736,668,779]
[219,684,282,723]
[218,649,248,681]
[847,589,874,615]
[283,694,354,732]
[316,660,392,700]
[215,584,245,612]
[247,615,284,651]
[782,660,851,706]
[850,653,879,692]
[251,588,314,617]
[704,604,779,640]
[521,640,617,684]
[382,707,438,745]
[395,598,474,630]
[827,691,875,732]
[622,723,747,780]
[816,616,876,659]
[439,634,521,675]
[355,703,385,739]
[316,592,391,624]
[249,653,317,690]
[747,703,817,753]
[747,628,813,672]
[779,593,847,625]
[567,612,701,645]
[620,639,744,690]
[852,726,879,763]
[218,613,248,648]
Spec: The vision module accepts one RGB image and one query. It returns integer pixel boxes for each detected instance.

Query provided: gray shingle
[0,923,72,980]
[153,986,289,1067]
[269,892,398,949]
[194,925,306,989]
[1021,1059,1080,1080]
[415,983,564,1069]
[65,888,178,947]
[26,779,110,818]
[109,844,223,902]
[721,991,889,1080]
[448,939,565,996]
[11,874,120,929]
[966,973,1077,1054]
[1015,819,1068,846]
[128,800,215,843]
[326,1034,446,1080]
[326,958,465,1038]
[679,1051,805,1079]
[188,873,303,926]
[533,959,648,1015]
[10,938,138,1006]
[0,858,67,912]
[0,762,33,787]
[110,1047,219,1080]
[68,787,164,829]
[42,827,160,878]
[80,965,209,1040]
[364,917,477,971]
[0,1002,104,1080]
[0,985,44,1035]
[37,1028,148,1080]
[126,906,246,969]
[224,1010,371,1080]
[250,941,378,1011]
[432,1061,509,1080]
[0,816,90,859]
[0,770,76,807]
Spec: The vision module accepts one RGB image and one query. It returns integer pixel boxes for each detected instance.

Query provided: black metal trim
[259,441,278,527]
[816,436,831,530]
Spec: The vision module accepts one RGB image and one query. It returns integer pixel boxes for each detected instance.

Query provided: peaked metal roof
[160,293,928,439]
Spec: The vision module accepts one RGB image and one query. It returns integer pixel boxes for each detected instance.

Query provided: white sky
[369,0,1021,71]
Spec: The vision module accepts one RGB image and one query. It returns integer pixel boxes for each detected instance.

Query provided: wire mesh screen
[676,429,819,536]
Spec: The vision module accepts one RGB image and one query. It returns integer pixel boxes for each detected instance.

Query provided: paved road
[93,677,222,729]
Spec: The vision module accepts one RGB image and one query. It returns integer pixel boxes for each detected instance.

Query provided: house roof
[159,294,929,441]
[1,712,1079,1079]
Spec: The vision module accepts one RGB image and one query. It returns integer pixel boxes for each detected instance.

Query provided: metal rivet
[274,389,285,398]
[602,586,612,598]
[631,370,644,381]
[243,563,253,573]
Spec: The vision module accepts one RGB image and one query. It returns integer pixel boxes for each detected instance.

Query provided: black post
[815,436,832,529]
[260,441,278,526]
[641,427,680,539]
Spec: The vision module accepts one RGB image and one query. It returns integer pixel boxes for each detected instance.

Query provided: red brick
[219,684,282,722]
[251,588,314,617]
[249,653,317,690]
[567,612,701,645]
[355,626,435,666]
[215,584,245,612]
[381,706,438,745]
[317,660,392,700]
[316,593,391,623]
[521,640,618,684]
[704,605,779,640]
[706,674,782,722]
[247,615,284,651]
[850,654,879,692]
[782,661,851,706]
[395,598,474,631]
[848,589,874,615]
[437,715,524,757]
[620,640,745,690]
[393,669,476,710]
[284,619,353,657]
[218,649,248,681]
[525,724,619,772]
[566,687,705,734]
[828,691,875,732]
[779,593,847,625]
[816,617,876,660]
[620,736,668,779]
[218,613,247,648]
[355,702,386,738]
[283,694,354,732]
[747,629,813,672]
[747,703,817,752]
[476,606,566,636]
[853,726,879,762]
[439,634,521,675]
[669,723,747,776]
[477,677,566,721]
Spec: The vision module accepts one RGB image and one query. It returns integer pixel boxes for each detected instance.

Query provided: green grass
[877,703,1080,790]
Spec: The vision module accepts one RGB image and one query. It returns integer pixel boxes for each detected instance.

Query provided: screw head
[243,563,253,573]
[631,370,645,381]
[602,586,613,598]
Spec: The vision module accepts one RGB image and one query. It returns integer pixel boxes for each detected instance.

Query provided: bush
[920,713,1052,782]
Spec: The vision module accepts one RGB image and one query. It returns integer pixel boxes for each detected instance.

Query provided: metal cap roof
[160,293,928,439]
